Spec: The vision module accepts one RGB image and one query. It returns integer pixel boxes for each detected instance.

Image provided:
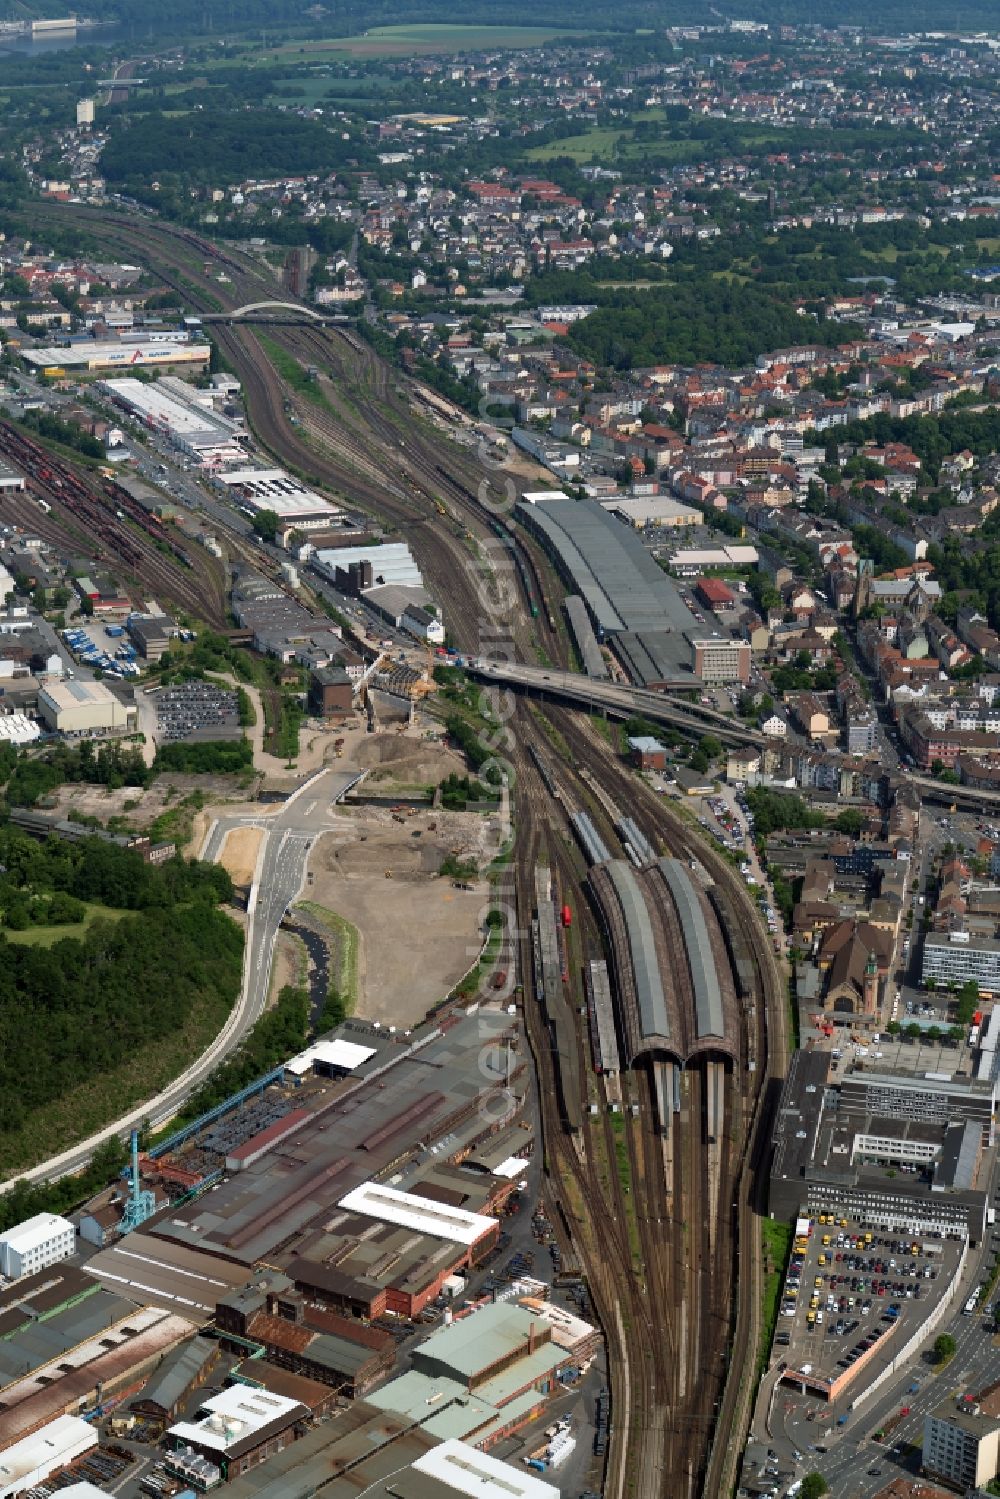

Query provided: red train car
[561,904,572,929]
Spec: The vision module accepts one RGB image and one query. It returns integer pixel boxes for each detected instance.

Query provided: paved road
[204,769,360,1030]
[0,767,358,1191]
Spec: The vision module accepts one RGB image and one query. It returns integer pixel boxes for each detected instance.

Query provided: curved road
[0,766,358,1191]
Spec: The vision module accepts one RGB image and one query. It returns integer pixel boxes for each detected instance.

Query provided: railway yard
[3,202,792,1497]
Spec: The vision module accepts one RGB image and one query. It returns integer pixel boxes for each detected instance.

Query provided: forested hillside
[100,110,360,187]
[0,830,241,1166]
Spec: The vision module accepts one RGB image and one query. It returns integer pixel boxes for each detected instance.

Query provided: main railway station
[528,735,750,1150]
[587,856,740,1133]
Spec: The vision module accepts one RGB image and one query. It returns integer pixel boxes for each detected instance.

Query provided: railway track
[510,710,751,1497]
[555,705,789,1494]
[23,204,788,1491]
[0,422,228,625]
[27,205,561,661]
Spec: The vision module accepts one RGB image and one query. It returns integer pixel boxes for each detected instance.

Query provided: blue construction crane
[119,1129,156,1235]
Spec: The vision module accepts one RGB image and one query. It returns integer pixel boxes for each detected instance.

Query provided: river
[0,22,132,56]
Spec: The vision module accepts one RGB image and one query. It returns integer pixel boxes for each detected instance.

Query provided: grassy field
[5,902,126,948]
[527,119,789,166]
[0,978,234,1177]
[526,125,627,163]
[258,334,334,414]
[760,1217,794,1373]
[268,24,585,60]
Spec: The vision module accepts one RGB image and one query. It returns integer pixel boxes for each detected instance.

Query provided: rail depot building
[216,468,343,528]
[99,377,246,468]
[516,491,752,686]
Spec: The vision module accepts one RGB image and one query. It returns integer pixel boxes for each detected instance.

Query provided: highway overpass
[466,663,1000,809]
[907,773,1000,813]
[465,659,766,747]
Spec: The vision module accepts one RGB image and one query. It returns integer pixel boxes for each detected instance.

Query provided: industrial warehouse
[102,1010,525,1318]
[36,678,136,734]
[516,492,751,686]
[99,377,247,468]
[217,467,343,528]
[0,997,599,1496]
[21,342,211,373]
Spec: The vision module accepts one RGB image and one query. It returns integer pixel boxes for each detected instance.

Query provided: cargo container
[547,1433,576,1469]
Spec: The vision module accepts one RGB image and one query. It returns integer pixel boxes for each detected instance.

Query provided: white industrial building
[37,679,134,735]
[314,541,423,590]
[401,603,445,645]
[337,1181,496,1247]
[0,1212,75,1280]
[669,544,760,571]
[285,1038,376,1077]
[0,1415,97,1498]
[217,468,341,527]
[167,1385,306,1480]
[99,377,245,468]
[22,343,211,373]
[410,1439,560,1499]
[601,496,701,528]
[0,713,41,746]
[0,461,24,494]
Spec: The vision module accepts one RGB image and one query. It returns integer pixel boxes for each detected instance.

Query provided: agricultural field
[267,23,586,61]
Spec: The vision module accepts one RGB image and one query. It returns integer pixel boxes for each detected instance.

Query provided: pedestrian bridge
[202,301,349,326]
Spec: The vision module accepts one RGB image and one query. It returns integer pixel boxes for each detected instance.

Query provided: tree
[956,980,980,1025]
[801,1476,829,1499]
[934,1333,956,1363]
[252,509,280,542]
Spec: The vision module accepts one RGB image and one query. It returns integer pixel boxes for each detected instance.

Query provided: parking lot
[153,681,240,742]
[774,1212,964,1407]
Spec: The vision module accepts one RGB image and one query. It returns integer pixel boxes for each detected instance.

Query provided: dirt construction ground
[351,727,467,791]
[306,802,502,1028]
[218,826,263,887]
